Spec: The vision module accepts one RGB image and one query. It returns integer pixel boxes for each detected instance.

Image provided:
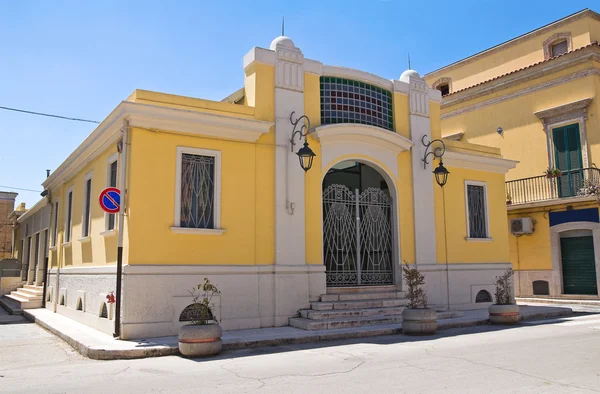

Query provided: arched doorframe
[550,221,600,296]
[321,156,402,288]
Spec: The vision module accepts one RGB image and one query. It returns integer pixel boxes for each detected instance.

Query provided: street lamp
[433,160,450,188]
[290,111,316,172]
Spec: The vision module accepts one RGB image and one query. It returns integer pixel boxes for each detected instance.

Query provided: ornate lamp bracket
[422,135,446,169]
[290,111,311,151]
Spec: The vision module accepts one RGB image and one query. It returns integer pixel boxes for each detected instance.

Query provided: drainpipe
[114,119,129,338]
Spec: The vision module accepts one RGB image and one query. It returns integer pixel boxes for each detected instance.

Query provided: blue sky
[0,0,594,208]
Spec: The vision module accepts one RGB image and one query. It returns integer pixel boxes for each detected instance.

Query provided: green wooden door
[560,236,598,295]
[553,124,583,198]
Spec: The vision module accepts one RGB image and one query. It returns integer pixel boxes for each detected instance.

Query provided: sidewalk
[24,305,573,360]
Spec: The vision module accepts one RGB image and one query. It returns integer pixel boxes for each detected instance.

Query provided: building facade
[424,9,600,298]
[0,192,18,259]
[31,35,516,339]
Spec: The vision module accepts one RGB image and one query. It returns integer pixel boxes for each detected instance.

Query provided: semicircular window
[179,304,214,322]
[475,290,493,303]
[320,77,393,131]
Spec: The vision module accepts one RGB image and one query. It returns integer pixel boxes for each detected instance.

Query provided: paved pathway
[1,307,600,393]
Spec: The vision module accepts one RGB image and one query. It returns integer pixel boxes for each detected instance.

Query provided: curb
[24,307,573,360]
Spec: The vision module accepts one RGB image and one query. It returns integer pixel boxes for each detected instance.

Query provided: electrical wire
[0,105,100,124]
[0,185,42,193]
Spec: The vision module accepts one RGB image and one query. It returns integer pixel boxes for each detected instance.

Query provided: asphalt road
[1,306,600,393]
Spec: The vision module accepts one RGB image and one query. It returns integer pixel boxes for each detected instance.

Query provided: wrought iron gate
[323,184,394,286]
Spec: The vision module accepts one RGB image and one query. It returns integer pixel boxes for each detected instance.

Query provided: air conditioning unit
[510,218,534,235]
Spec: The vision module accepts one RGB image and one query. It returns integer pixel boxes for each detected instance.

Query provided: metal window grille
[179,304,214,322]
[467,184,487,238]
[320,77,394,131]
[475,290,492,303]
[83,179,92,237]
[108,160,118,230]
[180,154,215,229]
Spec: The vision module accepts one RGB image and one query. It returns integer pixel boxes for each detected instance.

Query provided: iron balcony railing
[505,167,600,205]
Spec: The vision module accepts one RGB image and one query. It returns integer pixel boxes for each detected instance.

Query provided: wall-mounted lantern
[290,112,315,172]
[422,135,450,188]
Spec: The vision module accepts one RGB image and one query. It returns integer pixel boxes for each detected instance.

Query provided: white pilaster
[409,76,437,265]
[273,39,306,266]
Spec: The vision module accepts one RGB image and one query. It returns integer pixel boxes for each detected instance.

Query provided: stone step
[4,294,42,309]
[321,291,403,302]
[23,284,44,291]
[11,290,42,300]
[311,298,408,311]
[18,287,43,297]
[301,306,405,320]
[326,285,401,294]
[290,315,404,330]
[0,296,24,315]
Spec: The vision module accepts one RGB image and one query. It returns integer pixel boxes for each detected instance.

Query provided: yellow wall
[441,69,600,181]
[435,167,510,264]
[507,201,599,271]
[48,146,120,268]
[424,15,598,92]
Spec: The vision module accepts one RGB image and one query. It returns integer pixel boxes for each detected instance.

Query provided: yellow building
[10,35,516,339]
[424,8,600,298]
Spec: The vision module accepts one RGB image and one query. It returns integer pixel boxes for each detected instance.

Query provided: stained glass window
[180,154,215,229]
[320,77,394,131]
[467,184,488,238]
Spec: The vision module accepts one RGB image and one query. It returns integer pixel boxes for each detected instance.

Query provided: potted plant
[506,193,512,205]
[401,261,437,335]
[488,268,520,324]
[178,278,223,357]
[544,167,562,178]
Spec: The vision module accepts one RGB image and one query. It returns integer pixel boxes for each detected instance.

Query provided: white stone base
[416,263,512,310]
[120,264,325,340]
[515,270,557,297]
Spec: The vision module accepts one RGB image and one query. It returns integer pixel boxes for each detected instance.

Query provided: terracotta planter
[489,304,520,324]
[178,323,223,357]
[402,308,437,335]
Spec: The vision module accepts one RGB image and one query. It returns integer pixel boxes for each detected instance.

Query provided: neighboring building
[424,9,600,298]
[0,192,18,259]
[26,34,514,340]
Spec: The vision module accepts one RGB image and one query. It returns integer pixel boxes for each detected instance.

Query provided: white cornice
[322,65,394,91]
[442,67,600,120]
[443,151,519,174]
[442,47,600,109]
[43,101,273,191]
[313,123,413,153]
[243,47,276,69]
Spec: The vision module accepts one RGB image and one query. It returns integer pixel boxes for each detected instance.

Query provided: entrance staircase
[289,286,463,331]
[0,285,44,314]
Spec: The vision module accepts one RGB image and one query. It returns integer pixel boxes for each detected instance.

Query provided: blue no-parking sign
[99,187,121,214]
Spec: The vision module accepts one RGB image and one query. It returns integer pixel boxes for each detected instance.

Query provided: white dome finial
[400,69,420,82]
[270,35,296,50]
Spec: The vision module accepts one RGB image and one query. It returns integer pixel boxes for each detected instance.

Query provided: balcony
[505,168,600,206]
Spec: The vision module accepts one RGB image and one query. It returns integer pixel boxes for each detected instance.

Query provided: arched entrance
[322,160,394,287]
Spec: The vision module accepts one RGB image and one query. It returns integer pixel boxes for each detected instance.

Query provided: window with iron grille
[175,148,221,229]
[52,201,59,247]
[65,190,73,242]
[466,182,489,239]
[320,77,393,131]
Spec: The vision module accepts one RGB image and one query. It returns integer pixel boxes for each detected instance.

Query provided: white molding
[507,195,596,210]
[412,262,512,272]
[174,147,222,231]
[243,47,276,69]
[105,153,119,232]
[443,151,519,174]
[409,77,431,117]
[275,43,304,91]
[61,242,72,248]
[465,237,493,242]
[321,65,394,91]
[464,180,491,239]
[81,171,93,238]
[64,186,74,243]
[314,123,413,153]
[441,60,600,118]
[170,227,226,235]
[392,80,409,94]
[42,101,273,191]
[78,236,91,243]
[49,266,117,275]
[303,59,323,75]
[122,264,326,276]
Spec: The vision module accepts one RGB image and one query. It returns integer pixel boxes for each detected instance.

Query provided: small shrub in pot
[401,261,437,335]
[489,269,520,324]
